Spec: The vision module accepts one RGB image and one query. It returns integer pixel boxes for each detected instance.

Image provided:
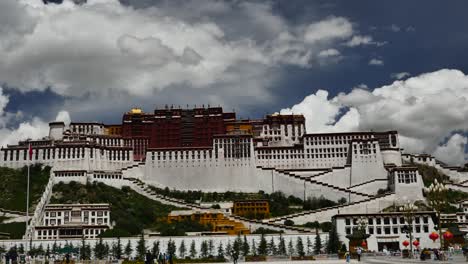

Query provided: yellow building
[167,210,250,235]
[225,120,254,135]
[104,125,122,136]
[232,200,270,219]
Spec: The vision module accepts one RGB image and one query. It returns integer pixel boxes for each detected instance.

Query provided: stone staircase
[122,177,204,209]
[121,161,145,179]
[347,178,388,190]
[265,192,396,225]
[260,166,372,200]
[24,172,56,240]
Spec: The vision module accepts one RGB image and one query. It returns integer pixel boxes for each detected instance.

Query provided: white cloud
[318,49,340,58]
[55,110,71,126]
[280,90,359,133]
[369,59,384,66]
[433,134,467,166]
[303,16,353,44]
[282,69,468,165]
[0,85,69,147]
[0,0,372,111]
[390,24,401,32]
[345,35,386,47]
[391,72,411,80]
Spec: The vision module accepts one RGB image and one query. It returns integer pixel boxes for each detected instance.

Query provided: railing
[24,173,55,240]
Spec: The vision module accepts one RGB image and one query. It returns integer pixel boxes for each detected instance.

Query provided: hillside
[0,165,51,212]
[51,181,181,236]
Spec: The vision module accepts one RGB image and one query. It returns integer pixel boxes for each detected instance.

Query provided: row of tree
[1,221,344,260]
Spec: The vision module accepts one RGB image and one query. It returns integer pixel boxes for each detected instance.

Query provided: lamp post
[424,180,448,249]
[400,202,417,258]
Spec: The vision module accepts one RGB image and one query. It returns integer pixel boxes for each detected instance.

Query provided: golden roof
[130,108,143,114]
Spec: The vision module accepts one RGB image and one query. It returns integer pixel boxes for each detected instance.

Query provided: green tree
[104,243,110,258]
[250,240,257,256]
[112,237,123,259]
[257,233,268,256]
[287,239,295,256]
[167,240,176,257]
[94,237,107,260]
[229,237,241,263]
[296,237,305,257]
[326,220,341,254]
[84,245,91,259]
[124,240,133,258]
[217,242,224,260]
[80,237,90,260]
[278,234,287,256]
[151,241,160,257]
[314,230,322,254]
[179,240,186,259]
[37,244,45,256]
[241,235,250,257]
[189,240,197,258]
[268,237,276,255]
[225,241,232,259]
[200,240,209,258]
[52,242,58,254]
[136,233,146,260]
[18,244,24,254]
[306,237,312,256]
[45,244,50,258]
[208,239,214,256]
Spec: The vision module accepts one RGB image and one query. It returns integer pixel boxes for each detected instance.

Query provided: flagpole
[26,143,31,246]
[26,162,30,236]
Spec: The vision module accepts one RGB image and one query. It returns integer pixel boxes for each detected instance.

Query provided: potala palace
[2,105,468,252]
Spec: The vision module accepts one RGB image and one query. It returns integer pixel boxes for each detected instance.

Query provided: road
[198,254,467,263]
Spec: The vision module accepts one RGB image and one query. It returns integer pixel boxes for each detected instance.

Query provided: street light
[400,201,418,258]
[423,179,448,249]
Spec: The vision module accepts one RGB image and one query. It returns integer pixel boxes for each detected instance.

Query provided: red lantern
[429,231,439,242]
[402,240,409,247]
[361,241,367,247]
[443,231,454,240]
[413,240,420,247]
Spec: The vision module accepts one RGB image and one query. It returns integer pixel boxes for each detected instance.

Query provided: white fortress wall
[381,149,402,166]
[311,167,351,188]
[0,146,134,172]
[402,153,468,182]
[348,180,388,195]
[270,169,363,202]
[350,140,388,186]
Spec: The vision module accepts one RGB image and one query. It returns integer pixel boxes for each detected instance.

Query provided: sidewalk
[363,254,466,264]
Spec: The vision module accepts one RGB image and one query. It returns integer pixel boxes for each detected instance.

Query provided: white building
[34,203,111,240]
[334,211,439,252]
[1,111,467,232]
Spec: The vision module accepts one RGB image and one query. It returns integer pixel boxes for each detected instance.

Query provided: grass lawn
[51,181,182,236]
[0,165,50,212]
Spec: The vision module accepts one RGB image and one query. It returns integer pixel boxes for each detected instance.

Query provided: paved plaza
[196,254,467,263]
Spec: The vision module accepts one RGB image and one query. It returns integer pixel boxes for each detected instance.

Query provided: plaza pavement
[197,254,467,263]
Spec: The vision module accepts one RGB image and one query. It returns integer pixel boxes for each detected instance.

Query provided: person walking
[345,251,350,263]
[356,247,362,261]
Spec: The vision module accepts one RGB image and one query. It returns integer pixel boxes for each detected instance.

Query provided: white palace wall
[0,147,134,171]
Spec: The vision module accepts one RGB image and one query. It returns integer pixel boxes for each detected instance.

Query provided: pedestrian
[345,251,350,263]
[356,247,362,261]
[145,251,152,264]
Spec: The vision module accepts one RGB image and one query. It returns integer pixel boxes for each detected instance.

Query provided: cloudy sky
[1,0,468,165]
